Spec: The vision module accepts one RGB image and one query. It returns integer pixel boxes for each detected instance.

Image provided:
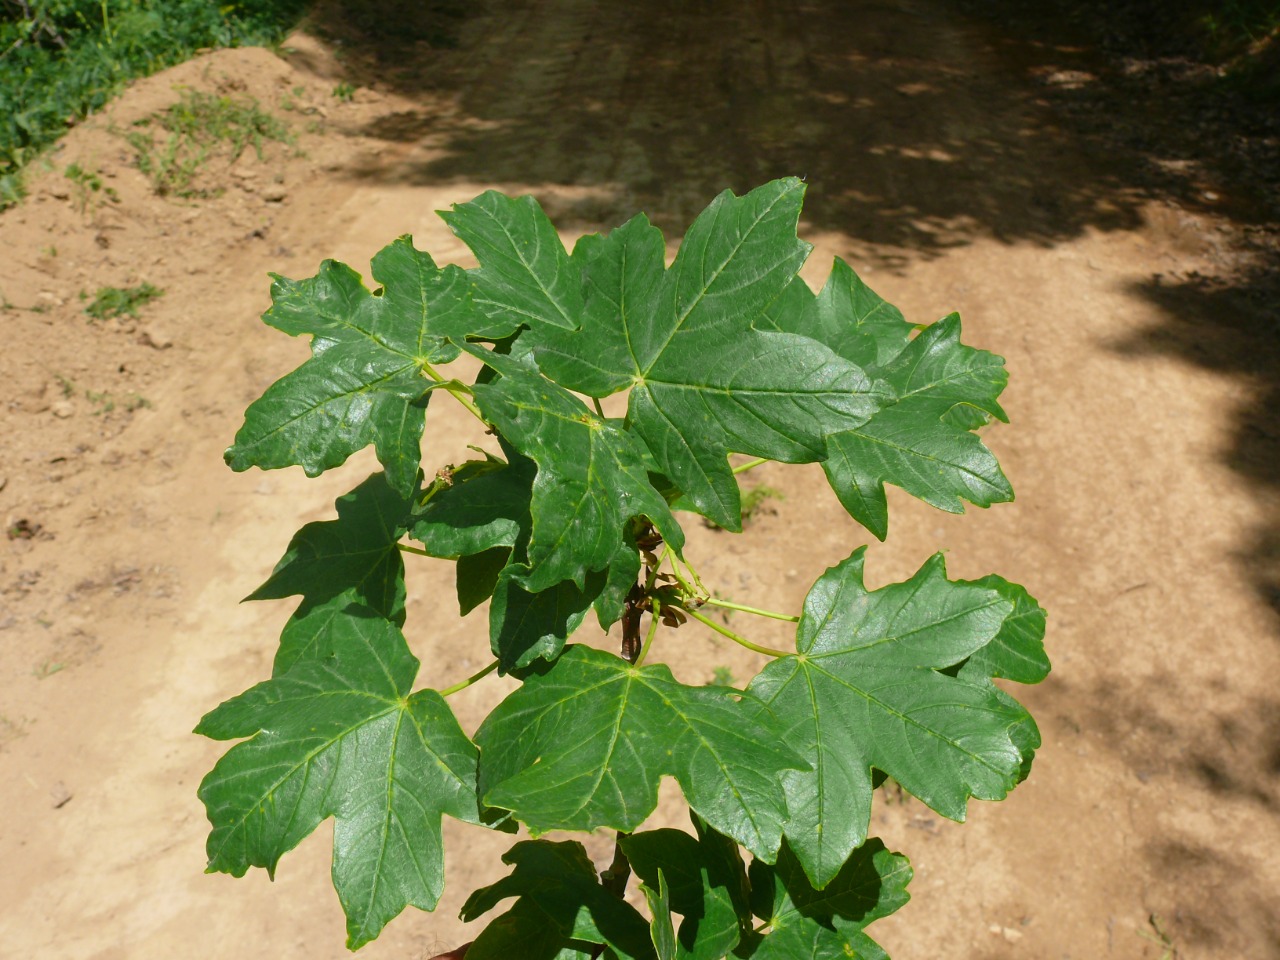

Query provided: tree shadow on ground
[1114,264,1280,622]
[308,0,1161,266]
[306,0,1278,621]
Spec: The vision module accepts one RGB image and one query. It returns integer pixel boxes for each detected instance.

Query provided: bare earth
[1,1,1277,958]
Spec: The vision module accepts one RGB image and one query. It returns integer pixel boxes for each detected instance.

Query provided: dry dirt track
[0,1,1277,958]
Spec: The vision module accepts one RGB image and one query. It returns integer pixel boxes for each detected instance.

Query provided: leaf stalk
[420,361,487,424]
[682,606,792,658]
[700,596,800,622]
[438,660,498,696]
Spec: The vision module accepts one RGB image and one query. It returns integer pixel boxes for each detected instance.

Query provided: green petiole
[700,596,800,623]
[682,606,792,659]
[438,660,498,697]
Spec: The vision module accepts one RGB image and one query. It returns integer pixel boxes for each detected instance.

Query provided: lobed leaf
[475,645,806,859]
[758,257,913,371]
[512,179,890,529]
[822,313,1011,538]
[747,548,1039,888]
[226,237,476,496]
[440,190,583,337]
[195,610,480,948]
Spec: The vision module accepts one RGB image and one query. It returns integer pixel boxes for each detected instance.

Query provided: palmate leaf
[745,839,911,960]
[746,548,1042,889]
[449,179,891,530]
[246,472,412,675]
[195,610,480,949]
[226,236,476,496]
[461,840,654,960]
[474,645,806,859]
[820,313,1012,539]
[763,259,1012,539]
[622,816,754,960]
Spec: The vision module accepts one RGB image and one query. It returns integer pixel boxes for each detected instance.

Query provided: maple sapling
[199,178,1049,958]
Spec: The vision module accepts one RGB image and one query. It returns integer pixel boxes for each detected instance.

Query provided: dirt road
[1,1,1276,957]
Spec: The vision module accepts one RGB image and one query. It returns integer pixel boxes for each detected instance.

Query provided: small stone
[51,401,74,419]
[1002,927,1023,943]
[139,327,173,350]
[262,183,287,203]
[1203,191,1219,201]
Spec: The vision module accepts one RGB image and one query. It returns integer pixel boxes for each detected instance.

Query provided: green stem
[592,396,606,417]
[439,660,498,696]
[636,599,661,666]
[682,606,792,659]
[658,546,695,595]
[420,362,487,424]
[732,457,769,475]
[701,596,800,622]
[397,543,430,557]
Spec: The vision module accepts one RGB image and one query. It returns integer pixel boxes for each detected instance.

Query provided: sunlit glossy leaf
[513,180,890,529]
[747,548,1037,888]
[196,611,479,948]
[226,237,475,495]
[475,645,805,858]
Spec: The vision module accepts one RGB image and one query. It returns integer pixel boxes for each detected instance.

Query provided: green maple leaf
[245,472,412,675]
[955,574,1050,685]
[195,610,480,949]
[462,840,654,960]
[954,575,1049,779]
[821,312,1012,539]
[474,645,806,859]
[762,258,1012,539]
[622,816,754,960]
[487,563,608,671]
[745,839,911,960]
[449,179,890,530]
[469,348,685,593]
[226,236,476,496]
[746,548,1041,889]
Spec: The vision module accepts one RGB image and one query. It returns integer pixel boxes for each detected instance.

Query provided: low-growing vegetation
[0,0,308,208]
[82,281,162,320]
[123,89,291,196]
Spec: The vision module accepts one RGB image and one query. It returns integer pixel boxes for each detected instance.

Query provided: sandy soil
[1,1,1277,958]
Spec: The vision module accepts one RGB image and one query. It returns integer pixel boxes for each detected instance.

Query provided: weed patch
[125,91,291,197]
[82,282,163,320]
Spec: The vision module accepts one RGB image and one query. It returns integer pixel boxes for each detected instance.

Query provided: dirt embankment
[0,2,1276,958]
